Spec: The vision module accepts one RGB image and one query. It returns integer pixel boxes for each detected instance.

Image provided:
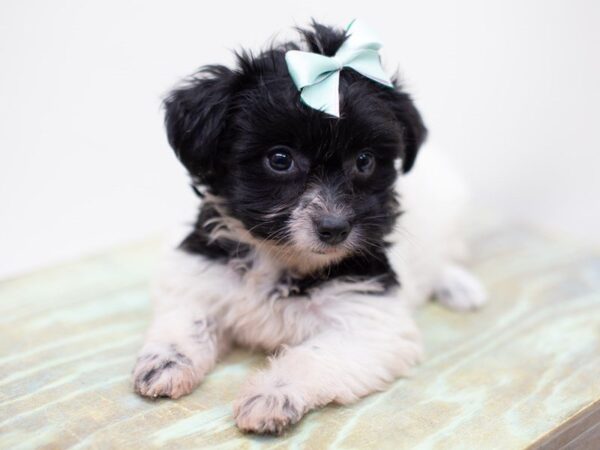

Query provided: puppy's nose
[316,216,351,245]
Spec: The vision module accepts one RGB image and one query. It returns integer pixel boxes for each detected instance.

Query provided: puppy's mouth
[308,241,352,257]
[312,246,344,255]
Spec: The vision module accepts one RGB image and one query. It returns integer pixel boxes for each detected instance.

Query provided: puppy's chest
[212,247,401,349]
[227,255,317,301]
[228,249,399,302]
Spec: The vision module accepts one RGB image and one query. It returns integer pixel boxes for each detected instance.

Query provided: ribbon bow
[285,20,393,117]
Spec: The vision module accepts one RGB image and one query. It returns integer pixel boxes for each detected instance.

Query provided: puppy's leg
[434,263,487,312]
[133,250,228,399]
[133,307,221,399]
[233,300,422,434]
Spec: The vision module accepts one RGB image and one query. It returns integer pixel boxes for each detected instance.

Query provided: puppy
[132,21,487,435]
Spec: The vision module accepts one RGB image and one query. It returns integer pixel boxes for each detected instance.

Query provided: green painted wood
[1,226,599,449]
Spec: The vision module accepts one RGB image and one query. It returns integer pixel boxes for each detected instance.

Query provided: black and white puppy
[133,21,487,434]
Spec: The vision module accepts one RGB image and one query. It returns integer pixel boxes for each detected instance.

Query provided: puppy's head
[165,22,426,269]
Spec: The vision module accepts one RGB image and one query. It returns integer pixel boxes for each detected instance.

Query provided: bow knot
[285,20,393,117]
[331,56,344,71]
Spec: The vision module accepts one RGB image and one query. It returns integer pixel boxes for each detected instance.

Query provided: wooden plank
[531,400,600,449]
[0,225,599,449]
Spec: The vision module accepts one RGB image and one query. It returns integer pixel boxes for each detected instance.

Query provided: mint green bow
[285,20,393,117]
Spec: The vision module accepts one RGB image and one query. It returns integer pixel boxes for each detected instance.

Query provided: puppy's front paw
[133,344,199,399]
[233,387,305,435]
[434,264,488,312]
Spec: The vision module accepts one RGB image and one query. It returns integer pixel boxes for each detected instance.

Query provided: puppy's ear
[164,65,236,183]
[385,86,427,173]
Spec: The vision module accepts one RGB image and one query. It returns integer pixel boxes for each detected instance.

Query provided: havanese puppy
[132,20,487,435]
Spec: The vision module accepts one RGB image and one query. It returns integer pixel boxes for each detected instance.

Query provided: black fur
[166,21,427,285]
[272,250,399,298]
[180,203,251,262]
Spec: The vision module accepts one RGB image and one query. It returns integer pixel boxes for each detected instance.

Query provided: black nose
[316,216,351,245]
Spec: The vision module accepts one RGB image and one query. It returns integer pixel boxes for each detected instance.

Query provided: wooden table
[1,224,599,449]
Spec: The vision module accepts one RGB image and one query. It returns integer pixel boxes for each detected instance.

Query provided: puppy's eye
[355,151,375,175]
[267,147,294,172]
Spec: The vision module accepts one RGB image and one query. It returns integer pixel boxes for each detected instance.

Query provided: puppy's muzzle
[314,215,351,245]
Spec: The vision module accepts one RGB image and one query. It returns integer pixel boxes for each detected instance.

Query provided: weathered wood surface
[1,225,599,449]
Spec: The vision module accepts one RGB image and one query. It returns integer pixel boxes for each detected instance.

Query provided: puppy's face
[165,24,426,267]
[221,83,405,264]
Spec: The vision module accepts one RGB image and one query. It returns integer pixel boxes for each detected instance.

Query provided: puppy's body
[133,22,486,434]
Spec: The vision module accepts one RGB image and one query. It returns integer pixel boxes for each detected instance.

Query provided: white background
[1,0,599,278]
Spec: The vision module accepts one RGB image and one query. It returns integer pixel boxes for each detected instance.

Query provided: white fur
[132,146,486,433]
